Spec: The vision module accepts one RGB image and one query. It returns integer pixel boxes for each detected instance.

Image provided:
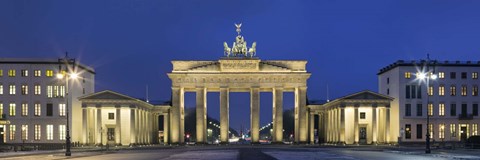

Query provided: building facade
[0,58,95,145]
[378,60,480,143]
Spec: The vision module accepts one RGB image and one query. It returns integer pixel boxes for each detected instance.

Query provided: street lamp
[415,57,436,154]
[57,55,78,156]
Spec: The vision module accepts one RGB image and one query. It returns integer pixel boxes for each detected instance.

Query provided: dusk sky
[2,0,480,131]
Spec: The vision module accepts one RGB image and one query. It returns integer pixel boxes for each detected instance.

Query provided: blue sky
[2,0,480,131]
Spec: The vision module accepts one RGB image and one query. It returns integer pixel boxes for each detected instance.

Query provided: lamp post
[416,56,437,154]
[57,55,77,156]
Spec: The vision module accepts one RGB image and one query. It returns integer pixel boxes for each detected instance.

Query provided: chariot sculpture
[224,23,257,57]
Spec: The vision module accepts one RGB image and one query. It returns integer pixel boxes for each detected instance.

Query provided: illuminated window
[21,125,28,140]
[0,104,2,116]
[450,85,456,96]
[450,124,457,137]
[428,85,433,96]
[21,70,28,77]
[34,125,41,140]
[405,124,411,139]
[9,125,16,140]
[9,85,15,95]
[439,124,445,139]
[34,85,41,95]
[473,124,478,136]
[461,85,467,96]
[439,103,445,116]
[59,125,66,140]
[47,85,53,98]
[428,103,433,116]
[405,72,411,79]
[21,103,28,116]
[59,104,66,116]
[8,69,15,77]
[473,85,478,96]
[46,125,53,140]
[0,84,3,94]
[0,69,2,76]
[21,85,28,95]
[439,85,445,96]
[9,103,15,116]
[473,72,478,79]
[34,103,41,116]
[438,72,445,79]
[46,70,53,77]
[34,70,41,77]
[428,124,434,138]
[52,85,65,98]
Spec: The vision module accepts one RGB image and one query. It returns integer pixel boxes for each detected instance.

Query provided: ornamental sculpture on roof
[223,23,257,57]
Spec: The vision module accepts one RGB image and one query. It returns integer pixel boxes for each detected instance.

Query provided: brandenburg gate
[167,24,311,144]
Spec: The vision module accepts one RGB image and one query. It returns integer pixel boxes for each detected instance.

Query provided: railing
[458,113,474,120]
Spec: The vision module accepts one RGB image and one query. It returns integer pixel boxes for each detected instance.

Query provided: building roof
[378,60,480,75]
[0,58,95,74]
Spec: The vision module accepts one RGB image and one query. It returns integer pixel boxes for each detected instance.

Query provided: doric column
[96,106,102,145]
[354,107,359,144]
[220,87,229,143]
[163,113,169,144]
[82,107,88,144]
[115,106,122,145]
[295,87,308,143]
[309,112,314,144]
[340,108,345,143]
[170,87,184,144]
[130,107,136,145]
[147,111,151,144]
[318,113,323,144]
[135,109,140,144]
[250,87,260,143]
[272,87,283,143]
[196,87,207,144]
[327,110,331,142]
[385,107,390,143]
[372,107,377,144]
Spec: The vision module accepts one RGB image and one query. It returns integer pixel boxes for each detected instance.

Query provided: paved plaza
[1,145,480,160]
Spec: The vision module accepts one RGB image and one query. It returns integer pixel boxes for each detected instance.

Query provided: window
[450,124,457,137]
[107,128,115,141]
[9,85,15,95]
[406,85,421,99]
[59,125,66,140]
[417,104,423,116]
[428,103,433,116]
[360,112,366,119]
[406,85,411,99]
[34,85,41,95]
[46,70,53,77]
[473,124,478,136]
[439,85,445,96]
[34,103,41,116]
[473,104,478,116]
[405,72,411,79]
[473,85,478,96]
[450,85,456,96]
[417,124,423,139]
[0,69,2,76]
[46,103,53,116]
[416,85,422,99]
[450,72,456,79]
[108,113,115,120]
[21,125,28,140]
[405,104,411,117]
[405,124,411,139]
[9,103,15,116]
[34,125,41,140]
[387,88,389,95]
[439,124,445,139]
[59,104,66,116]
[34,70,41,77]
[387,78,389,84]
[8,69,15,77]
[0,84,3,94]
[9,125,16,140]
[46,125,53,140]
[428,85,433,96]
[439,72,445,79]
[439,103,445,116]
[21,70,28,77]
[428,124,433,139]
[451,104,457,116]
[473,72,478,79]
[461,72,467,79]
[412,85,417,98]
[47,85,53,98]
[21,85,28,95]
[0,104,2,116]
[461,85,467,96]
[21,103,28,116]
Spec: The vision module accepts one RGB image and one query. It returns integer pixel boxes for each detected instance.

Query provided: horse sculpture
[223,42,231,56]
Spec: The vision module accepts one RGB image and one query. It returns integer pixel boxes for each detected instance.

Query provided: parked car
[466,136,480,149]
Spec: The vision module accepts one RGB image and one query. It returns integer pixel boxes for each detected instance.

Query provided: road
[1,145,479,160]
